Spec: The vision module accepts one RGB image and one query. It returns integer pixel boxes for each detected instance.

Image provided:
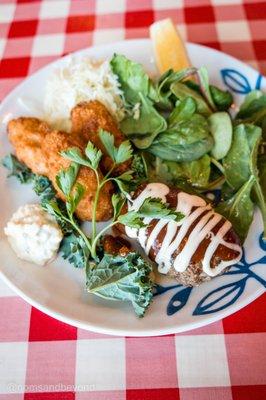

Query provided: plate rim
[0,266,264,336]
[0,38,265,336]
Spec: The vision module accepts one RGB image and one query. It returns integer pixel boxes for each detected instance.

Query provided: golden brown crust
[42,130,113,221]
[102,234,131,256]
[8,117,114,221]
[71,100,131,175]
[8,117,50,175]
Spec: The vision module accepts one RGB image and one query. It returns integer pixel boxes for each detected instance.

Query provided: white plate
[0,39,265,336]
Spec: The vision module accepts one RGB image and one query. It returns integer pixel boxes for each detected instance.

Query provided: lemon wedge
[150,18,191,74]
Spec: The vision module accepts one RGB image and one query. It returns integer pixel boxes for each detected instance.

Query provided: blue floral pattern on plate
[154,232,266,316]
[221,68,262,93]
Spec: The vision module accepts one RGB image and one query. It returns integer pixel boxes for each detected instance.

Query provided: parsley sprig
[52,129,183,260]
[118,197,184,228]
[59,130,133,258]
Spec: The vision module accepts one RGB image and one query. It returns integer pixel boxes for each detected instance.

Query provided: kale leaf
[1,154,34,183]
[33,175,56,203]
[86,252,153,317]
[60,233,89,269]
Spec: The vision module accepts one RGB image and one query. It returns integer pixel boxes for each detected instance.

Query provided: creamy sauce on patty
[125,183,242,277]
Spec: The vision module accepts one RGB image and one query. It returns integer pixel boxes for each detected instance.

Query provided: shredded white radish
[44,57,125,131]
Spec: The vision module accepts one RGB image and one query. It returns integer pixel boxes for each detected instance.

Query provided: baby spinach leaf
[168,97,196,127]
[163,155,211,187]
[148,114,213,162]
[209,112,233,160]
[236,94,266,144]
[120,93,167,149]
[110,54,155,104]
[197,66,216,111]
[155,67,197,109]
[184,80,233,111]
[216,176,255,243]
[223,124,261,191]
[209,85,233,111]
[249,134,266,241]
[171,81,212,116]
[1,154,34,183]
[258,154,266,201]
[237,90,263,115]
[237,93,266,121]
[86,252,153,317]
[222,123,266,240]
[158,67,197,91]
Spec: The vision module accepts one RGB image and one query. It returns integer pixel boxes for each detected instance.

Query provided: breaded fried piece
[8,117,50,175]
[71,101,130,175]
[8,117,113,221]
[102,234,131,256]
[119,183,242,286]
[43,130,113,221]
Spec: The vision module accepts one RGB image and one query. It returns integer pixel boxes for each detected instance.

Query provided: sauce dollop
[4,204,63,266]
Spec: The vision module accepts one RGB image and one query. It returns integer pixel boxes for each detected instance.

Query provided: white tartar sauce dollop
[4,204,63,266]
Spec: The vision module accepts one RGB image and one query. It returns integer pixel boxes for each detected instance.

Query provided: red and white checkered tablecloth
[0,1,266,399]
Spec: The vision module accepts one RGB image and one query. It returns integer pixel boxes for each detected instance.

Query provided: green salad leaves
[120,94,167,149]
[111,54,266,243]
[110,54,233,166]
[216,176,255,243]
[110,54,155,104]
[219,123,266,242]
[148,97,214,162]
[148,112,213,162]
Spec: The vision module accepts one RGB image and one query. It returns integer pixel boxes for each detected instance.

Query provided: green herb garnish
[118,197,183,228]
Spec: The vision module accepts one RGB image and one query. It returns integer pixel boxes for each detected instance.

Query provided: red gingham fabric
[0,1,266,399]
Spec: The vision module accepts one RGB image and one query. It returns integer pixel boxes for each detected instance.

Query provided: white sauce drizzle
[125,183,242,277]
